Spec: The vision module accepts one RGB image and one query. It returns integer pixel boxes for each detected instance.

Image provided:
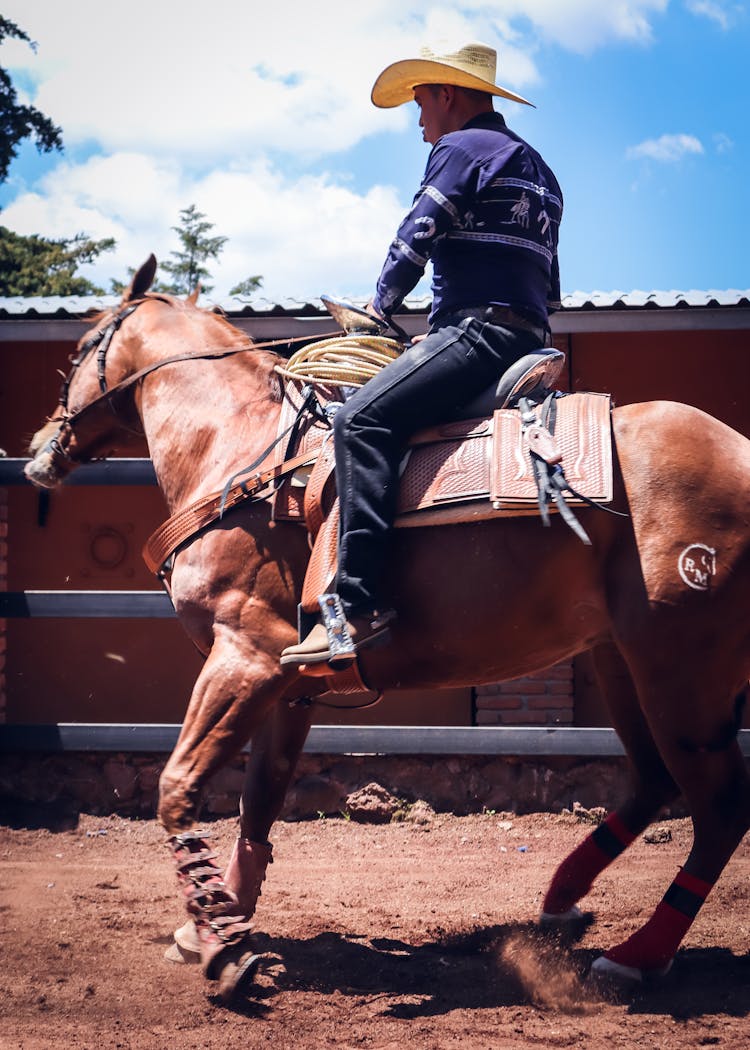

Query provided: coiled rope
[274,334,404,387]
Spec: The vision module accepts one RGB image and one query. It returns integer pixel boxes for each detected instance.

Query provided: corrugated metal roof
[0,289,748,318]
[561,289,750,309]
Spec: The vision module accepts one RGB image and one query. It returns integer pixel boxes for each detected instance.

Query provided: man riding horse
[281,40,563,670]
[24,36,750,1001]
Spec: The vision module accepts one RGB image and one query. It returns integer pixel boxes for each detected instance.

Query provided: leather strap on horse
[301,501,340,612]
[64,324,340,430]
[303,436,337,540]
[142,447,318,575]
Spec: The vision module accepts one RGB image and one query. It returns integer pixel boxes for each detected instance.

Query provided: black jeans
[332,316,539,614]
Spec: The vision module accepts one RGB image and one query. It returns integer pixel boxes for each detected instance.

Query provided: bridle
[43,295,339,467]
[60,301,143,412]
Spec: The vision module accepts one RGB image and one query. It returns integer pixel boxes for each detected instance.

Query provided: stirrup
[318,593,356,661]
[497,349,565,408]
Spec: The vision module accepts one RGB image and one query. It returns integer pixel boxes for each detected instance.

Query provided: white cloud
[713,132,735,154]
[627,133,705,162]
[3,2,406,158]
[0,152,408,300]
[0,0,683,299]
[3,1,672,157]
[488,0,669,52]
[686,1,733,29]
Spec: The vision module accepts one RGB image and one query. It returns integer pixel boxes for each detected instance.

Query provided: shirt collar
[462,111,508,132]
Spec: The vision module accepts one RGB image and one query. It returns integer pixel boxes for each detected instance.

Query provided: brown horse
[26,257,750,998]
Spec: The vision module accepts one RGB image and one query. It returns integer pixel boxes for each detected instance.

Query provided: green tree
[0,16,63,183]
[157,204,228,295]
[0,18,115,295]
[0,227,116,295]
[156,204,262,297]
[229,274,263,298]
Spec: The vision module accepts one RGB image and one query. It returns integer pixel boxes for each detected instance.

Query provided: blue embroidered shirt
[373,112,562,330]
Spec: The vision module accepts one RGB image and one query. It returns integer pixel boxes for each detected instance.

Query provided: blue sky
[1,1,747,301]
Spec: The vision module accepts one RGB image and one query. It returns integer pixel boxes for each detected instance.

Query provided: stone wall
[0,749,637,824]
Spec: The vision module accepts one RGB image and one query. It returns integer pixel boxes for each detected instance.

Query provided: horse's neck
[137,333,282,512]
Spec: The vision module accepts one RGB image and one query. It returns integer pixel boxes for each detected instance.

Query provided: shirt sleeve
[548,248,561,313]
[372,139,474,317]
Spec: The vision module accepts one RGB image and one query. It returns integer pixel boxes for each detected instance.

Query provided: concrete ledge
[3,722,748,757]
[3,723,749,757]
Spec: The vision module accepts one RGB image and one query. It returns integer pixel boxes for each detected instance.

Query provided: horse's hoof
[164,919,201,964]
[215,949,264,1004]
[165,940,200,964]
[174,919,201,954]
[587,953,673,997]
[538,905,590,941]
[539,904,583,928]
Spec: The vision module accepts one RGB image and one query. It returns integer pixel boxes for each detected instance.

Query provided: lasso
[274,334,404,387]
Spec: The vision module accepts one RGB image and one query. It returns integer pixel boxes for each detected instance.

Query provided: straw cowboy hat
[371,41,533,109]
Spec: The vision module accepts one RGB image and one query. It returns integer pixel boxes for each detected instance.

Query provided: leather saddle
[455,348,565,419]
[272,348,614,622]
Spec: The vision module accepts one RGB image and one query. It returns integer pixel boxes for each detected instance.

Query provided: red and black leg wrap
[661,869,709,919]
[605,868,714,972]
[591,814,634,859]
[543,812,636,915]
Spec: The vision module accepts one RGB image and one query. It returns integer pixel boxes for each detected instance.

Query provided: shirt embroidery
[420,184,460,221]
[374,113,562,326]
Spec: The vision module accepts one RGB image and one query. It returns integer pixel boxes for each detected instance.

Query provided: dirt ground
[2,807,750,1049]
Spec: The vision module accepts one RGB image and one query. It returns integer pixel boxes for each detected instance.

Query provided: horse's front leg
[159,631,289,998]
[169,676,313,972]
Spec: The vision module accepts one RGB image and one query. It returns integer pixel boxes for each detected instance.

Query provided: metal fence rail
[0,723,628,756]
[0,458,156,485]
[0,722,748,757]
[0,590,174,618]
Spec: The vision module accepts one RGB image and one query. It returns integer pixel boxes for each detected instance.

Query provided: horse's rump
[612,399,750,606]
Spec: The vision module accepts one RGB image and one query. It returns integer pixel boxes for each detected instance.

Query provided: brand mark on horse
[678,543,717,591]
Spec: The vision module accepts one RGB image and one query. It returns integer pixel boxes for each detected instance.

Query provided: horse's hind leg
[542,641,679,923]
[226,698,313,916]
[592,667,750,985]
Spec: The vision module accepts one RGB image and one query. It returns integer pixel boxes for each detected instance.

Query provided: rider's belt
[447,306,550,346]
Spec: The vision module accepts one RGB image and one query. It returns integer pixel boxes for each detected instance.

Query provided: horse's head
[25,256,161,488]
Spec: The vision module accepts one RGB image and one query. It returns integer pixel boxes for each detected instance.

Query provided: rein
[144,386,329,575]
[62,308,340,431]
[49,296,338,573]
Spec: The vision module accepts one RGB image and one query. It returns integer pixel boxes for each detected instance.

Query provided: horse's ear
[187,283,201,305]
[123,254,158,302]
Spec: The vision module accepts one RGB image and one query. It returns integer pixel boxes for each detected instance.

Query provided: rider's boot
[280,594,395,671]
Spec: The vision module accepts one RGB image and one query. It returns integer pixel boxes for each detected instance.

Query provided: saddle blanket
[273,384,613,531]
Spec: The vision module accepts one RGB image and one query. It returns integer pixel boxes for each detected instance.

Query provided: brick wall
[474,660,574,725]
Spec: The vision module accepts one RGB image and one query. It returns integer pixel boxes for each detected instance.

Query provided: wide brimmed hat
[371,41,533,109]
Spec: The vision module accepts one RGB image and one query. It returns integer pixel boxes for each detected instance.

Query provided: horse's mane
[81,292,283,404]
